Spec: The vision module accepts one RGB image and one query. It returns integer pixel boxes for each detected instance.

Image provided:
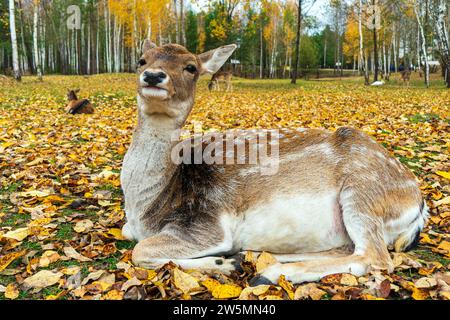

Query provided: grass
[55,223,74,240]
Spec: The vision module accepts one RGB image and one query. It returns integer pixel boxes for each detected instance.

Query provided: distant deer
[400,69,411,87]
[208,70,233,92]
[65,89,94,114]
[121,40,428,285]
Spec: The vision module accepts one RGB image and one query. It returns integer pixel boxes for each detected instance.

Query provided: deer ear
[75,88,80,93]
[142,39,157,54]
[198,44,237,75]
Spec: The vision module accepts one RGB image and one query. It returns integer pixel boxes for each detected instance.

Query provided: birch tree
[9,0,21,81]
[433,0,450,87]
[33,0,43,80]
[358,0,369,84]
[413,0,430,87]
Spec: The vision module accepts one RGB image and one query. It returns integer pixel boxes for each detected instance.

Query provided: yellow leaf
[107,228,126,240]
[211,284,242,299]
[0,250,25,272]
[173,268,200,293]
[2,227,29,241]
[5,283,19,299]
[91,281,113,292]
[102,289,124,300]
[255,251,277,273]
[340,273,359,286]
[438,241,450,252]
[436,171,450,180]
[202,278,221,292]
[278,275,294,299]
[411,287,429,300]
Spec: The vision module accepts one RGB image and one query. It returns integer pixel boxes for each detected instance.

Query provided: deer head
[67,89,80,101]
[136,40,236,127]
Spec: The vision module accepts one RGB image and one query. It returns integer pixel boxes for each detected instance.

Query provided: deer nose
[143,71,167,86]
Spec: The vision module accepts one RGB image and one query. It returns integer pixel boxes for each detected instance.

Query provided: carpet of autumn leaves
[0,73,449,300]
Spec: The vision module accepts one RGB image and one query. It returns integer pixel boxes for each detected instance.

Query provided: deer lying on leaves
[208,70,233,92]
[120,40,428,285]
[65,89,94,114]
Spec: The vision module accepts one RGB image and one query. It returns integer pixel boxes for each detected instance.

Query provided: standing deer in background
[400,69,411,87]
[65,89,94,114]
[208,70,233,92]
[120,40,428,285]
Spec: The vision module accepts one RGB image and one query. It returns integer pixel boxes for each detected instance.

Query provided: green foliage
[186,10,199,53]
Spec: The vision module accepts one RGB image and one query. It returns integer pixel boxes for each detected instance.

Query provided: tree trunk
[291,0,301,84]
[414,1,430,87]
[9,0,21,81]
[372,0,379,82]
[180,0,186,46]
[173,0,180,43]
[33,0,42,80]
[260,15,263,79]
[358,0,369,85]
[434,0,450,87]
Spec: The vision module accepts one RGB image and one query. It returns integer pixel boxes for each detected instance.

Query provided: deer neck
[121,98,184,227]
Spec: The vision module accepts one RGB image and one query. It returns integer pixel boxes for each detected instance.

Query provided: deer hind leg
[132,232,240,274]
[250,190,394,285]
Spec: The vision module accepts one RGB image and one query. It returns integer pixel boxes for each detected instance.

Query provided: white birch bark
[9,0,21,81]
[33,0,42,80]
[414,1,429,87]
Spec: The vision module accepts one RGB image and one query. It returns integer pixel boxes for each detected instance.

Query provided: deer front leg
[132,232,241,274]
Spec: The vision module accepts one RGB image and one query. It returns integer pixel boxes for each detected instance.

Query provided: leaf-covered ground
[0,74,449,300]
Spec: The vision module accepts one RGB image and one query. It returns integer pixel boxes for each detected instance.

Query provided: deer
[120,40,428,285]
[65,89,94,114]
[400,69,411,87]
[208,70,233,92]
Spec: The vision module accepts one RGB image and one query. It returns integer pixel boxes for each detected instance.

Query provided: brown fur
[65,89,94,114]
[208,71,233,91]
[400,70,411,87]
[124,42,427,283]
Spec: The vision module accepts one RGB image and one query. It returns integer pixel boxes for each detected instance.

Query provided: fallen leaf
[102,289,124,300]
[211,284,242,299]
[22,270,63,290]
[121,277,142,292]
[278,275,294,299]
[340,273,358,286]
[106,228,125,240]
[63,246,92,262]
[5,283,19,299]
[0,251,25,272]
[173,268,200,293]
[436,171,450,180]
[38,250,60,267]
[2,227,29,241]
[255,252,277,273]
[294,283,326,300]
[73,219,94,233]
[415,277,437,289]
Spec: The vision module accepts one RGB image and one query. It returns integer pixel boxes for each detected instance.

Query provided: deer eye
[184,64,197,74]
[137,59,146,67]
